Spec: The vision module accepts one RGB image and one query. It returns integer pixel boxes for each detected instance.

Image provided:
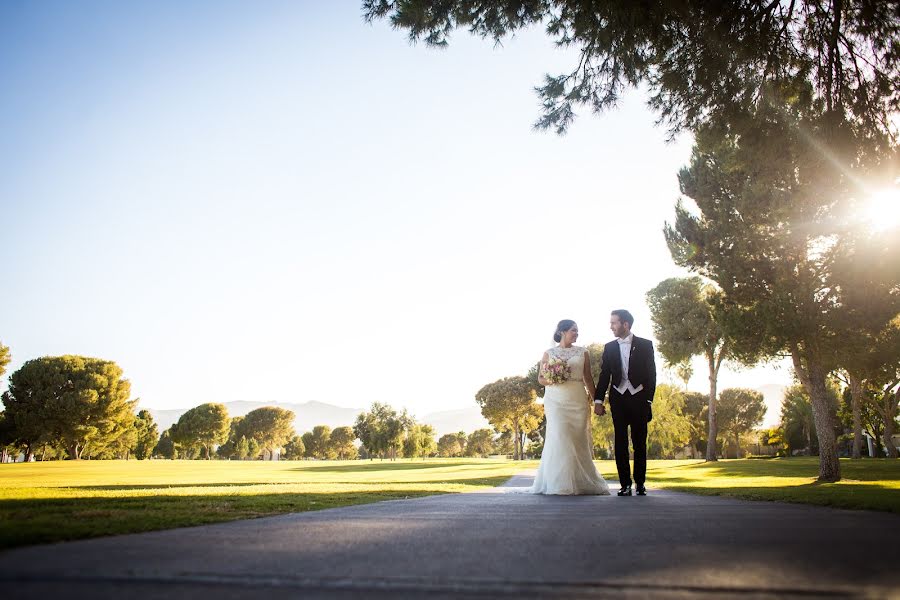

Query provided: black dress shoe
[636,485,647,496]
[617,486,632,496]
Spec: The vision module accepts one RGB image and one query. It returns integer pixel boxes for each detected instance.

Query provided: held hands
[593,402,606,416]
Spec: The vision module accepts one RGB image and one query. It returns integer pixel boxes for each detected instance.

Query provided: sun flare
[862,187,900,232]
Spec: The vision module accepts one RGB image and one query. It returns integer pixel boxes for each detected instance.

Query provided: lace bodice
[547,345,586,380]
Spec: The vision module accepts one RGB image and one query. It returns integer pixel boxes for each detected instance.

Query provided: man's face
[610,315,629,338]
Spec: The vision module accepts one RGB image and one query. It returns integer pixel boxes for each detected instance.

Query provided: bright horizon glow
[863,187,900,232]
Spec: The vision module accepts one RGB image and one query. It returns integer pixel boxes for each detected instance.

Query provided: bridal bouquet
[541,356,571,385]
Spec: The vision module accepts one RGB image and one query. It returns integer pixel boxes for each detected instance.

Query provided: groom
[594,309,657,496]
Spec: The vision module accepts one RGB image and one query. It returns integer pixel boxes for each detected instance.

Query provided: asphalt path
[1,472,898,599]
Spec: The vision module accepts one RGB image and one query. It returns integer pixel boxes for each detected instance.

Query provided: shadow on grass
[646,458,900,481]
[66,479,509,491]
[288,461,492,473]
[655,480,900,514]
[0,475,514,550]
[68,483,272,491]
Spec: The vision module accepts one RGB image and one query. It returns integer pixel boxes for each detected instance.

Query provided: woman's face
[562,324,579,345]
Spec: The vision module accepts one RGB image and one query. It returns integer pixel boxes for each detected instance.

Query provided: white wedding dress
[531,345,610,495]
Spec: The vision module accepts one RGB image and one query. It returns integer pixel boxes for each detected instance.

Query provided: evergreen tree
[4,356,136,460]
[647,277,760,460]
[246,437,260,460]
[133,409,159,460]
[282,435,305,460]
[475,376,543,460]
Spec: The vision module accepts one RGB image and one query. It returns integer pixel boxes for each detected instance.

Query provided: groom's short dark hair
[611,309,634,327]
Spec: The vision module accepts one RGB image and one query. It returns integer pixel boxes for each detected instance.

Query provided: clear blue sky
[1,1,792,423]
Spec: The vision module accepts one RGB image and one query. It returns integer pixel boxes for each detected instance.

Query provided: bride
[531,320,610,495]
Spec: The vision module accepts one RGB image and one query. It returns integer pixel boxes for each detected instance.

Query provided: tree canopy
[0,341,10,380]
[466,428,495,457]
[282,435,305,460]
[235,407,296,460]
[4,355,136,460]
[437,433,464,457]
[364,1,899,137]
[329,426,358,460]
[173,403,230,459]
[716,388,767,457]
[475,375,543,460]
[154,427,176,459]
[646,384,693,459]
[353,402,412,459]
[303,425,334,459]
[132,409,159,460]
[647,276,761,460]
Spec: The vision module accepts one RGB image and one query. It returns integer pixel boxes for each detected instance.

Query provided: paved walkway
[1,473,898,599]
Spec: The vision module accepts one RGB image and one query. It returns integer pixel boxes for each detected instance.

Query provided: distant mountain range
[146,400,490,438]
[145,383,784,441]
[420,408,491,437]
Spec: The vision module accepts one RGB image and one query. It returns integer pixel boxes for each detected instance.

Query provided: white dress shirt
[614,333,644,396]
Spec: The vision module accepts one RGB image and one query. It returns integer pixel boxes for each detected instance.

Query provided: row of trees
[154,404,297,460]
[0,348,510,462]
[352,402,437,460]
[160,401,511,461]
[3,347,889,464]
[776,382,900,459]
[282,425,358,460]
[436,429,498,458]
[0,349,340,462]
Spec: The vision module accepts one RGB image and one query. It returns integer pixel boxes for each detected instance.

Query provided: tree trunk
[735,433,741,459]
[514,426,520,460]
[848,374,865,459]
[792,349,841,481]
[68,444,81,460]
[883,388,899,459]
[517,426,523,460]
[706,354,719,462]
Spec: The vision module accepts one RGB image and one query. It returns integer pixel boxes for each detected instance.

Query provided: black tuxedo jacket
[596,335,657,403]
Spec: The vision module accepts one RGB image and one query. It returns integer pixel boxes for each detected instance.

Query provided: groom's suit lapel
[608,339,622,381]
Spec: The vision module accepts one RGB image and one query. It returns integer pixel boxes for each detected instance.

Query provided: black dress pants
[610,391,649,487]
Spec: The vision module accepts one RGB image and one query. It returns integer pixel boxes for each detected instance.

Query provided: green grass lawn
[0,458,525,549]
[1,457,897,550]
[633,457,900,513]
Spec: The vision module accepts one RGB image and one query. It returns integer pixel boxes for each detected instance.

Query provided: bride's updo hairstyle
[554,319,576,343]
